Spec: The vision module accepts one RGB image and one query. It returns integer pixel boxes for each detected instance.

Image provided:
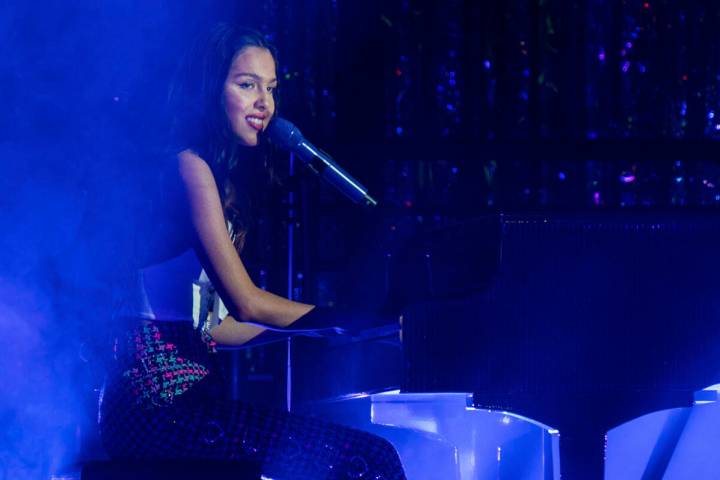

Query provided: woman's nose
[255,91,269,110]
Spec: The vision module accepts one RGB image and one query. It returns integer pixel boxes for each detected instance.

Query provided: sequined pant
[99,320,406,480]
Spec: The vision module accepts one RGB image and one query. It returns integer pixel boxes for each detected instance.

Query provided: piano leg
[559,426,605,480]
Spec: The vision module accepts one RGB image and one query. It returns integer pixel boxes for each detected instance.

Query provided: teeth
[247,117,263,127]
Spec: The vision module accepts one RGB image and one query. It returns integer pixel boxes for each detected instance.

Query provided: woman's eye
[238,82,254,89]
[267,86,276,93]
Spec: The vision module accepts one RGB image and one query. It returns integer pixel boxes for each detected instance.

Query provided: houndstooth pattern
[99,320,406,480]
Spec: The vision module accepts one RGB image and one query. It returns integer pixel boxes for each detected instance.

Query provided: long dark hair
[168,24,279,251]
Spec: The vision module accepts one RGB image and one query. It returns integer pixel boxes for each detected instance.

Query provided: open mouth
[245,116,264,131]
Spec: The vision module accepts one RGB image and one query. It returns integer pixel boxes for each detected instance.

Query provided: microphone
[267,117,378,207]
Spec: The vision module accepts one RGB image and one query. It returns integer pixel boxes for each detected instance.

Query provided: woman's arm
[177,150,313,331]
[207,315,267,345]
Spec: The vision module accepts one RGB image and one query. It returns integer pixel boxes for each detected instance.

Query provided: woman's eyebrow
[232,72,278,83]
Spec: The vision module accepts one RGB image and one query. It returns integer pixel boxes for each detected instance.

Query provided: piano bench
[81,459,262,480]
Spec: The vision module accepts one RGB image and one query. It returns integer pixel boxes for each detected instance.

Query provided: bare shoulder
[177,149,215,188]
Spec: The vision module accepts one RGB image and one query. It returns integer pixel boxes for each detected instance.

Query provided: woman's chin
[234,130,260,147]
[238,138,259,147]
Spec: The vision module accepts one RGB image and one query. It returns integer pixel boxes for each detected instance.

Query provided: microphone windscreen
[267,117,303,150]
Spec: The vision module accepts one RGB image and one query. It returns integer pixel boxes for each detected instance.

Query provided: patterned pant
[99,320,406,480]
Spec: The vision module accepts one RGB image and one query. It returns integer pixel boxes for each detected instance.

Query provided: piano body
[288,212,720,479]
[295,391,559,480]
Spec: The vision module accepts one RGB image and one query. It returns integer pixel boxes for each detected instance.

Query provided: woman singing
[98,24,406,480]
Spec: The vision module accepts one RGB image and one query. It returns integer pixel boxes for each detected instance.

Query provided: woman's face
[223,46,277,146]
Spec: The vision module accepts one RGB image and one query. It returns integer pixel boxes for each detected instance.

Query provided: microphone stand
[286,152,296,413]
